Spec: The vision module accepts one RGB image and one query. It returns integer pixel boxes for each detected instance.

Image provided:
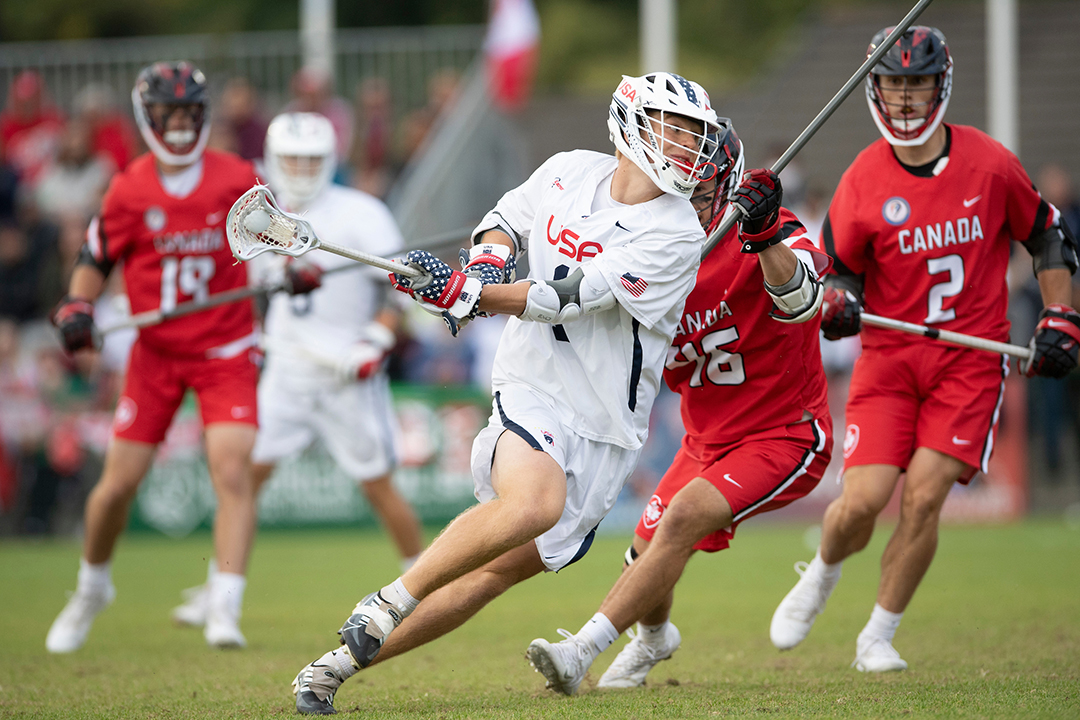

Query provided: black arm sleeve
[821,214,865,298]
[75,242,115,278]
[1021,219,1079,276]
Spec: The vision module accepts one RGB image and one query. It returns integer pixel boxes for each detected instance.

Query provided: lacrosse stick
[860,313,1032,360]
[227,184,426,283]
[702,0,936,258]
[97,262,363,336]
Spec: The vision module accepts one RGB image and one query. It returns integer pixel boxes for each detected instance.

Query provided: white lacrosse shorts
[252,368,398,482]
[470,384,642,572]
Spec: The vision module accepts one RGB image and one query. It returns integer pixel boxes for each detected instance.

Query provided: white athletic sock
[638,620,671,647]
[380,578,419,618]
[811,548,843,581]
[400,554,420,573]
[206,558,218,584]
[77,559,112,592]
[860,603,903,643]
[210,572,247,616]
[327,647,359,678]
[576,613,618,656]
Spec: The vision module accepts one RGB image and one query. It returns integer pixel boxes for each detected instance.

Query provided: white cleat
[46,584,116,653]
[598,623,681,688]
[770,560,839,650]
[204,600,246,649]
[852,637,908,672]
[171,584,209,628]
[526,629,594,696]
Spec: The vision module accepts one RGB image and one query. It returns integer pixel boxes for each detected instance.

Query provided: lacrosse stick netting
[226,184,422,277]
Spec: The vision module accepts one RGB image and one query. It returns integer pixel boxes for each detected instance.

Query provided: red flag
[484,0,540,112]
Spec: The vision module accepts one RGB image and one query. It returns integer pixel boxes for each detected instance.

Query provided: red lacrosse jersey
[824,124,1057,350]
[87,150,258,355]
[665,208,832,450]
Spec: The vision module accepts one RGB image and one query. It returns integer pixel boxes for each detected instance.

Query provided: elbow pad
[765,260,825,324]
[519,264,616,323]
[1023,222,1079,276]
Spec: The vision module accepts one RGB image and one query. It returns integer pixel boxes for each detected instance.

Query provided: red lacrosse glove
[284,261,323,295]
[50,296,99,353]
[732,168,784,253]
[820,286,863,340]
[1022,304,1080,378]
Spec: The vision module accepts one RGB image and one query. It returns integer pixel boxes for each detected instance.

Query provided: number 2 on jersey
[160,256,216,313]
[667,326,746,387]
[925,253,964,324]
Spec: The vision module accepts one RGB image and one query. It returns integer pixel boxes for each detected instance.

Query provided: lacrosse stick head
[226,184,321,261]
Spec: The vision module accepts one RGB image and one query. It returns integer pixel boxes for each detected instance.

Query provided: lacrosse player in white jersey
[171,112,423,630]
[291,72,722,714]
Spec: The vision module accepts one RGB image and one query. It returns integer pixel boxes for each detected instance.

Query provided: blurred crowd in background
[1,63,1078,537]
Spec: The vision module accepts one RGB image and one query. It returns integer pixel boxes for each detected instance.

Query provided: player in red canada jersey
[45,62,284,653]
[524,121,834,693]
[771,26,1079,673]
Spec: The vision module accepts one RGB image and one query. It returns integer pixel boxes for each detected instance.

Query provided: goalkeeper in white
[291,72,723,714]
[171,113,422,630]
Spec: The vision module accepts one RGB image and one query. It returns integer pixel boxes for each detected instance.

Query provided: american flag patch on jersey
[621,272,648,297]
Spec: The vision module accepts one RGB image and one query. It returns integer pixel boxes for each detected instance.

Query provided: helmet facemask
[264,112,337,211]
[132,61,211,167]
[608,73,721,198]
[866,67,952,146]
[863,25,953,147]
[691,119,745,235]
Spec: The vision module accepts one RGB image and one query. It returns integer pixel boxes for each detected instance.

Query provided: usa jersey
[261,184,404,384]
[476,150,703,450]
[824,124,1058,349]
[666,208,831,449]
[87,150,258,355]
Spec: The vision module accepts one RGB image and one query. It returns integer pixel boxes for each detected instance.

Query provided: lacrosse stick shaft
[860,312,1032,360]
[98,263,362,335]
[702,0,936,258]
[316,240,423,278]
[100,285,266,335]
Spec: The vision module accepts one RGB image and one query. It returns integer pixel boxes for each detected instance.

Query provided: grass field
[2,520,1078,719]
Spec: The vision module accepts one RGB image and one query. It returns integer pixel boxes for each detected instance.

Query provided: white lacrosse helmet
[608,72,721,199]
[264,112,337,210]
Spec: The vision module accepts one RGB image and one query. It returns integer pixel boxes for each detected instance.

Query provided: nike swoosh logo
[951,436,972,445]
[723,473,743,488]
[615,221,631,232]
[206,211,226,224]
[962,196,981,208]
[1046,319,1073,329]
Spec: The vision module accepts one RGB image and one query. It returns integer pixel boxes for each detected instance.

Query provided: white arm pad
[519,263,616,324]
[765,259,824,324]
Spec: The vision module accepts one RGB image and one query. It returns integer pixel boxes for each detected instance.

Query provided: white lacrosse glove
[335,323,396,383]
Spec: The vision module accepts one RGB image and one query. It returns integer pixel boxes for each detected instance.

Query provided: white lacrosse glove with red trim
[335,323,396,383]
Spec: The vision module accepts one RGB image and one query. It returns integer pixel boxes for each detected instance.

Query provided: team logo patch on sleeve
[621,272,648,297]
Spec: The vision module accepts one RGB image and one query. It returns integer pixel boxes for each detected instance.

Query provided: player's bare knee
[899,487,947,529]
[90,474,141,507]
[651,502,715,552]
